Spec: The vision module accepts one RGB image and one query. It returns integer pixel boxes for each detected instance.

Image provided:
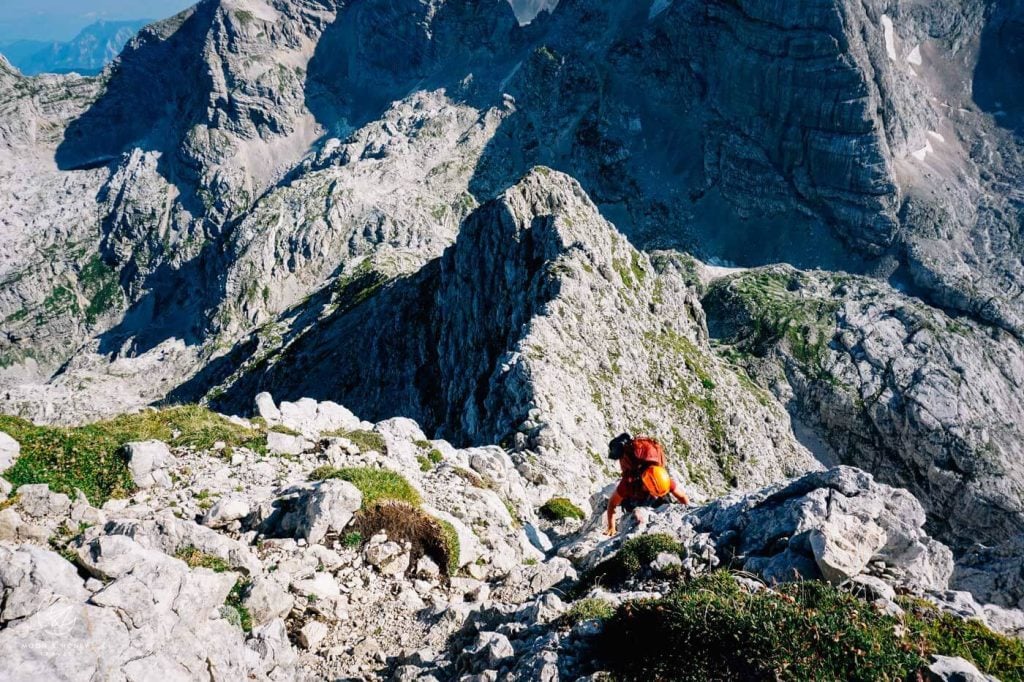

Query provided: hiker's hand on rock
[605,520,617,536]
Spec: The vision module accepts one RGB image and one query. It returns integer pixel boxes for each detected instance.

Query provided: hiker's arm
[670,480,690,506]
[605,490,624,535]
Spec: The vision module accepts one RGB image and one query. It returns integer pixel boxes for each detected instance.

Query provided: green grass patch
[175,545,231,573]
[561,598,614,627]
[502,496,522,527]
[572,533,684,597]
[79,255,120,324]
[226,578,253,633]
[0,405,268,505]
[43,284,76,314]
[416,450,443,472]
[437,519,461,575]
[597,572,1024,682]
[539,497,585,521]
[323,429,386,454]
[899,597,1024,679]
[309,466,420,508]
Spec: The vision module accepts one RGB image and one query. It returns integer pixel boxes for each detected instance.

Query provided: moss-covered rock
[539,497,585,521]
[309,466,420,508]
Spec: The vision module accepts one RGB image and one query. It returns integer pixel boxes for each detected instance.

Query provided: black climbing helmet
[608,432,632,460]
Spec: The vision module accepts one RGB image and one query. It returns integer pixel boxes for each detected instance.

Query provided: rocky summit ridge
[0,0,1023,679]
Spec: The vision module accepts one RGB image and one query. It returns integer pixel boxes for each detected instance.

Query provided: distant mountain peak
[0,18,150,76]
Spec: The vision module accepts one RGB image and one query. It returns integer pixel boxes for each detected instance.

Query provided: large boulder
[255,392,282,425]
[15,484,71,520]
[202,496,251,529]
[242,576,295,627]
[266,431,304,456]
[273,397,363,437]
[641,467,953,591]
[808,516,887,584]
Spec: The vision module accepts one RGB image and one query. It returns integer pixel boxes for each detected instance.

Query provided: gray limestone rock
[82,510,262,575]
[123,440,173,490]
[266,431,304,456]
[633,467,953,592]
[808,516,888,585]
[243,576,295,628]
[0,539,271,681]
[255,392,282,425]
[0,431,19,473]
[202,496,251,529]
[464,631,515,670]
[294,479,362,545]
[15,484,71,520]
[705,264,1024,604]
[926,655,999,682]
[0,543,90,623]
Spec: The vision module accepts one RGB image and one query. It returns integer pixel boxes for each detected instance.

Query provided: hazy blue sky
[0,0,195,42]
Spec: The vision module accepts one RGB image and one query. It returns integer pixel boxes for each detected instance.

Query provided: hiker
[605,432,689,536]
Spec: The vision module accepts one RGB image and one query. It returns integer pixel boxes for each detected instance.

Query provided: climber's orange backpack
[629,437,666,468]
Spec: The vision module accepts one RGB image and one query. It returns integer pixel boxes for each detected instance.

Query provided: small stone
[291,573,341,603]
[392,665,425,682]
[202,496,250,529]
[651,552,683,574]
[465,582,490,603]
[0,508,23,541]
[524,523,553,552]
[926,654,998,681]
[298,620,329,650]
[465,631,514,668]
[364,541,409,576]
[267,431,303,456]
[244,577,295,626]
[416,556,441,579]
